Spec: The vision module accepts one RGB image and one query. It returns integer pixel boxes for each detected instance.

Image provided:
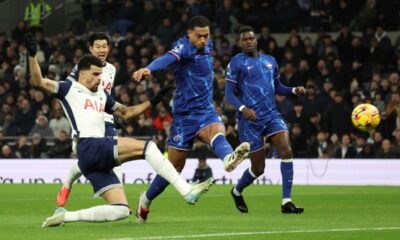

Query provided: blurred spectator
[49,105,71,137]
[350,0,377,31]
[15,136,30,158]
[24,0,52,33]
[290,123,308,158]
[216,0,240,33]
[11,20,29,44]
[109,0,135,35]
[1,144,17,158]
[376,139,397,158]
[334,133,356,158]
[192,141,213,183]
[29,115,54,138]
[355,133,374,158]
[324,91,352,136]
[30,133,48,158]
[392,129,400,157]
[308,131,329,158]
[48,131,72,158]
[15,98,35,136]
[153,107,172,132]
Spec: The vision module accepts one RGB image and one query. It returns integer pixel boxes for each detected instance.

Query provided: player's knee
[109,205,130,220]
[279,147,293,159]
[253,168,264,176]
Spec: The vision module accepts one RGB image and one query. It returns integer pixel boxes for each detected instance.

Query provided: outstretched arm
[132,53,177,81]
[113,101,152,122]
[25,34,57,94]
[112,84,174,121]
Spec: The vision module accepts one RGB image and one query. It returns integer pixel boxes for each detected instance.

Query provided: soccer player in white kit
[56,33,122,207]
[23,34,213,227]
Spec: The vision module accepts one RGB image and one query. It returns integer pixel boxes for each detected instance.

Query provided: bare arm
[25,33,57,94]
[113,101,152,122]
[29,56,57,94]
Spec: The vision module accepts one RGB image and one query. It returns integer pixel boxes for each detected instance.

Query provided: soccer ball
[351,103,381,132]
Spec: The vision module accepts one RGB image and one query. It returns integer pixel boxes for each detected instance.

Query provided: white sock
[282,198,292,205]
[64,205,130,222]
[233,188,242,196]
[140,193,151,209]
[64,162,82,188]
[144,141,191,196]
[113,166,123,183]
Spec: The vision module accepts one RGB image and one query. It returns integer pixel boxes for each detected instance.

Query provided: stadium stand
[0,0,399,159]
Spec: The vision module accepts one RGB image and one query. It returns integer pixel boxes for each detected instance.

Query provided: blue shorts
[168,112,223,150]
[238,116,288,152]
[105,122,117,138]
[77,138,121,197]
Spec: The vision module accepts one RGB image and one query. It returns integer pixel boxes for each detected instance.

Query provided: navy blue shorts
[168,112,223,150]
[105,122,117,138]
[77,137,121,197]
[238,116,288,153]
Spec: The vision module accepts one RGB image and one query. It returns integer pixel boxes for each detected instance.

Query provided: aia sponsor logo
[84,99,104,112]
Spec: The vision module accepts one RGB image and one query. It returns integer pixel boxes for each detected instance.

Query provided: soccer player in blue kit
[133,16,250,223]
[225,26,305,214]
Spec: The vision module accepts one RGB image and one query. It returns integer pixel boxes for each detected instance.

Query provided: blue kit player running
[23,34,212,227]
[225,26,305,214]
[57,32,122,207]
[133,16,250,223]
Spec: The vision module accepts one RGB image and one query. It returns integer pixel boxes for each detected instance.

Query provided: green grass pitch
[0,184,399,240]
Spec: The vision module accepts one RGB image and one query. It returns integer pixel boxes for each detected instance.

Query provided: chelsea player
[225,26,305,214]
[133,16,250,223]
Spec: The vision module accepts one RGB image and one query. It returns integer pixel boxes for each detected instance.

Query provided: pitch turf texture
[0,185,399,240]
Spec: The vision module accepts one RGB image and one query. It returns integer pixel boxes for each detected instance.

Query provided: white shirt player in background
[57,33,121,207]
[24,34,213,227]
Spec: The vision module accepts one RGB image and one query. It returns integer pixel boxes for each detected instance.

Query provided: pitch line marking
[101,226,400,240]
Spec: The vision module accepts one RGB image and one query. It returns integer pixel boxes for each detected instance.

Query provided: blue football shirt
[168,37,214,114]
[226,53,281,119]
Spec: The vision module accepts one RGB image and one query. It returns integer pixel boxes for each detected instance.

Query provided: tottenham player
[23,34,213,227]
[57,33,121,207]
[225,26,304,214]
[132,16,250,223]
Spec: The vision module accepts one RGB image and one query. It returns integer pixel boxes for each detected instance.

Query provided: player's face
[239,31,257,54]
[188,26,210,50]
[80,65,102,92]
[90,40,109,63]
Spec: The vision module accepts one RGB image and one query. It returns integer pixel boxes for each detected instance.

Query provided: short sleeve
[225,59,239,83]
[54,81,72,99]
[66,64,79,82]
[104,90,119,114]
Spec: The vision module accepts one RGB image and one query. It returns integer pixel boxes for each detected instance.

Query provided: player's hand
[149,84,175,106]
[132,68,151,81]
[294,86,306,96]
[242,107,257,120]
[23,33,37,57]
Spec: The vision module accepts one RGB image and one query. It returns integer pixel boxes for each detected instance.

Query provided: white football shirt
[55,81,119,138]
[67,61,116,124]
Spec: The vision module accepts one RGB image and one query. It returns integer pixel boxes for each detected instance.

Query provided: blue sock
[281,160,293,199]
[235,168,257,193]
[211,133,233,161]
[145,175,170,201]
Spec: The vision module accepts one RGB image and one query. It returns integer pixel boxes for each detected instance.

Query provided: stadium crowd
[0,0,399,159]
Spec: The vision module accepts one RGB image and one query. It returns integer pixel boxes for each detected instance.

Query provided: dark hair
[77,54,103,71]
[88,32,110,46]
[239,26,255,34]
[188,16,210,30]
